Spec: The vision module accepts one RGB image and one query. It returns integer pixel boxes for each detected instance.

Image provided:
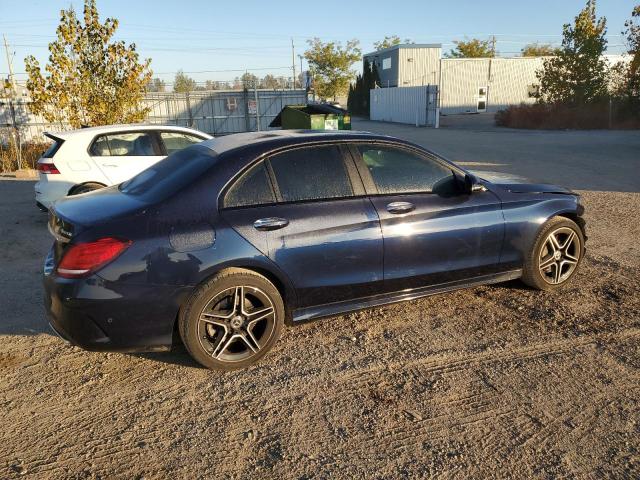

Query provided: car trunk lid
[48,186,148,265]
[52,185,148,227]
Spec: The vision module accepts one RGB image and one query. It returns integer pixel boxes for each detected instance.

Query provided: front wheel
[179,269,284,370]
[521,216,584,291]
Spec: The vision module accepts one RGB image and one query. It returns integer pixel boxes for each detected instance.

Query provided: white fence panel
[1,89,308,143]
[370,86,438,127]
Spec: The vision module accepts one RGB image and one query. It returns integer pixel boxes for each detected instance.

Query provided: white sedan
[35,124,212,210]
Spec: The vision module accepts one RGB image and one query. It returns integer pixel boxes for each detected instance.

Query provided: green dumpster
[269,104,351,130]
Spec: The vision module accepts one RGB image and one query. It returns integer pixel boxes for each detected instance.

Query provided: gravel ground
[1,125,639,479]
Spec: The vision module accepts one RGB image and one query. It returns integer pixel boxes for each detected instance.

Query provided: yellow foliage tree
[25,0,152,128]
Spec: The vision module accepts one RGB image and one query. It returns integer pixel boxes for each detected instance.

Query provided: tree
[240,72,259,89]
[260,74,281,89]
[304,38,361,100]
[147,77,166,92]
[373,35,413,51]
[173,70,197,93]
[521,43,558,57]
[24,0,152,128]
[621,5,640,108]
[446,38,495,58]
[347,59,379,116]
[536,0,608,105]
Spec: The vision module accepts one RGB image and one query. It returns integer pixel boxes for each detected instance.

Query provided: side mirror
[464,174,486,194]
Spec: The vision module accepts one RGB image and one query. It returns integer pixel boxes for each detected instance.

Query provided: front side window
[161,132,204,154]
[269,146,353,202]
[224,163,275,208]
[357,145,456,195]
[91,132,158,157]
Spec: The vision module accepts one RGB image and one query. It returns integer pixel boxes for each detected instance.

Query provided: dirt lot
[1,123,639,479]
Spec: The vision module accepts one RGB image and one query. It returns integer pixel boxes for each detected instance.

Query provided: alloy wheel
[538,227,581,285]
[197,286,276,363]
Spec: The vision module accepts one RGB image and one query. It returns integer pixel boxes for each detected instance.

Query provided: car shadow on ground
[129,344,204,369]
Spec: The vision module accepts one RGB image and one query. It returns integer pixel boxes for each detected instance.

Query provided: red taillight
[57,237,132,278]
[38,163,60,174]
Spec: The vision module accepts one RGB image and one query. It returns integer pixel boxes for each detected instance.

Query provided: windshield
[119,144,217,203]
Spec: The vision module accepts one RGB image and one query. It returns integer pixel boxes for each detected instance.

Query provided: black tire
[179,268,284,370]
[521,216,585,291]
[69,183,104,196]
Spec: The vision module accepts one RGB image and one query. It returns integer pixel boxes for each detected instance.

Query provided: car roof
[45,124,213,141]
[201,129,402,156]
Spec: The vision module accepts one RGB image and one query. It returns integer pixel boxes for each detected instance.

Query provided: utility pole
[490,35,496,57]
[298,54,304,89]
[291,38,296,89]
[3,34,22,170]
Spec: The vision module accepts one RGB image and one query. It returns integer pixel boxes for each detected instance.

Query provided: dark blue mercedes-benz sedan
[43,130,586,370]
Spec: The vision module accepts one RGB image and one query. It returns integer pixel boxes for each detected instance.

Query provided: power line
[2,66,295,76]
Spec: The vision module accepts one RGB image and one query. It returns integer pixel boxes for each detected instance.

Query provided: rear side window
[268,146,352,202]
[90,132,159,157]
[90,136,110,156]
[160,132,204,154]
[357,145,456,195]
[224,163,275,208]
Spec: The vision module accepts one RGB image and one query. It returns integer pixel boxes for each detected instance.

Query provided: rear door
[220,144,383,309]
[350,142,505,291]
[89,131,164,184]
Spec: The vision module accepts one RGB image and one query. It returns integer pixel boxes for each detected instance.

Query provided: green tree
[621,5,640,108]
[536,1,608,105]
[240,72,259,89]
[521,43,558,57]
[24,0,152,128]
[260,74,279,89]
[147,77,166,92]
[446,38,495,58]
[304,38,361,100]
[173,70,197,93]
[373,35,413,51]
[347,59,380,116]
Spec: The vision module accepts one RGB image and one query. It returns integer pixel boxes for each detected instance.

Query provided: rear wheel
[69,183,104,196]
[179,269,284,370]
[522,216,584,291]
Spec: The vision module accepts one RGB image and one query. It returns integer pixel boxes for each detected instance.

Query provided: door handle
[386,201,415,214]
[101,164,118,167]
[253,217,289,231]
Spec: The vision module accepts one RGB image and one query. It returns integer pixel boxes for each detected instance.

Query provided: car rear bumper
[43,270,192,352]
[35,178,74,209]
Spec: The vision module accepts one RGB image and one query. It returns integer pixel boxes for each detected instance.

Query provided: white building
[363,44,625,116]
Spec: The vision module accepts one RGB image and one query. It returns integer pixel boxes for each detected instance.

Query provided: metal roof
[363,43,442,58]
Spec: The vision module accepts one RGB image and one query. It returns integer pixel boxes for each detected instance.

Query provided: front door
[477,86,488,113]
[350,143,504,292]
[220,144,383,309]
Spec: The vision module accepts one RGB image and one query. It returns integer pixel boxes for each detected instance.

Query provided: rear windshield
[42,139,63,158]
[119,144,217,202]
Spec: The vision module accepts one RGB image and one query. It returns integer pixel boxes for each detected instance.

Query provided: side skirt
[292,269,522,323]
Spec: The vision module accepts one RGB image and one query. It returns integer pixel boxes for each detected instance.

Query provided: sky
[0,0,636,86]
